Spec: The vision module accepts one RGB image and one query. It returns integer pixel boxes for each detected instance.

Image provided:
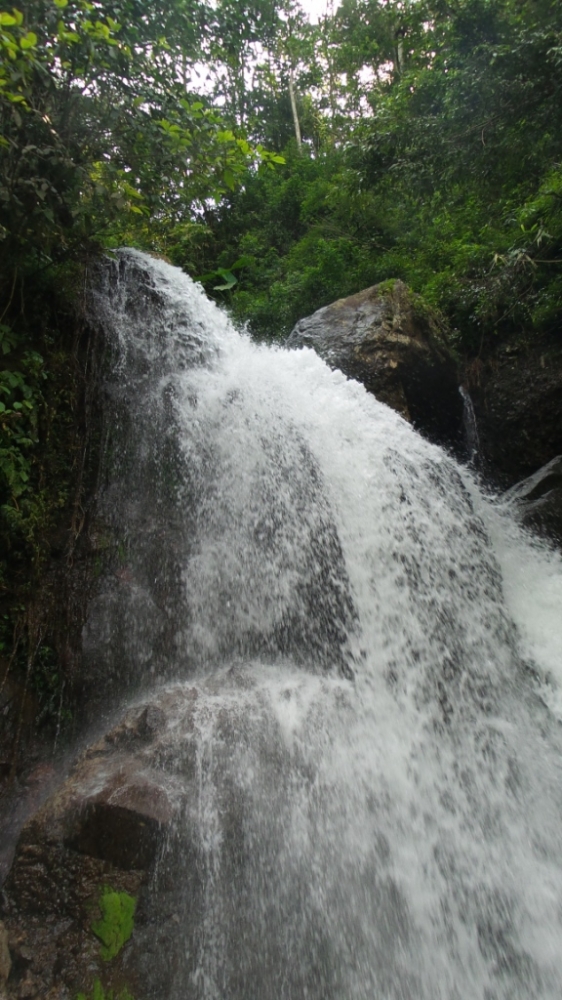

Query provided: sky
[300,0,341,24]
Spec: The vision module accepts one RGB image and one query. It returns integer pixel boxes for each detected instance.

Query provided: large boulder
[287,280,463,449]
[0,698,183,1000]
[0,673,300,1000]
[0,666,351,1000]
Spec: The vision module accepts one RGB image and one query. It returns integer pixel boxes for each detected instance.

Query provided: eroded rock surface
[287,280,463,449]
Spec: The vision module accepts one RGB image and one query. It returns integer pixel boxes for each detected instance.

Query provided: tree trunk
[288,67,302,149]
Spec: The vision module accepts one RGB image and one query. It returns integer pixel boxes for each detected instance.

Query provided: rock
[502,455,562,545]
[6,732,176,916]
[1,697,181,1000]
[136,705,167,740]
[17,977,36,1000]
[1,673,307,1000]
[465,341,562,485]
[287,280,463,449]
[0,922,11,984]
[65,770,174,871]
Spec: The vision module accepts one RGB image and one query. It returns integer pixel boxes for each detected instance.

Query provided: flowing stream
[89,249,562,1000]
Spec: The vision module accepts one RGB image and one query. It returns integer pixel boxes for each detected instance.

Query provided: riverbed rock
[287,280,463,449]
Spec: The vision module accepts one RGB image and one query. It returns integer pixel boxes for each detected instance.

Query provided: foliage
[0,340,45,517]
[0,270,82,583]
[185,144,388,337]
[0,0,274,287]
[77,979,134,1000]
[347,0,562,345]
[195,0,562,350]
[91,888,137,961]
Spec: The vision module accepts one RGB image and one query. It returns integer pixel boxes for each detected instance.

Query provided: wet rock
[7,729,175,913]
[502,455,562,545]
[0,922,11,984]
[66,772,173,871]
[136,705,166,740]
[287,280,463,449]
[17,976,36,999]
[465,341,562,485]
[1,699,181,1000]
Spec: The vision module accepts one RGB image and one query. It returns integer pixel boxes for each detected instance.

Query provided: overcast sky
[299,0,341,24]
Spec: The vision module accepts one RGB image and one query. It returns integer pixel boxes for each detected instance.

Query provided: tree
[0,0,282,703]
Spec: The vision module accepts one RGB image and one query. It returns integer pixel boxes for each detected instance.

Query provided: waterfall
[88,249,562,1000]
[459,384,481,468]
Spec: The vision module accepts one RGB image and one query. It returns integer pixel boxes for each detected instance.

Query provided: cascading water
[88,249,562,1000]
[459,384,481,468]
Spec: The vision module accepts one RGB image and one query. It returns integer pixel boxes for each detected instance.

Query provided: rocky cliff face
[287,280,464,452]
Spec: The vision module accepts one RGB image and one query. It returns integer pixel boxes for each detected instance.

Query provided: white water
[91,250,562,1000]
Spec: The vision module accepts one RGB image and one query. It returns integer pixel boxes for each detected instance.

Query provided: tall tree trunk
[288,66,302,149]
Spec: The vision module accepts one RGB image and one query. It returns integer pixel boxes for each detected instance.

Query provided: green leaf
[223,167,236,191]
[20,32,37,49]
[230,255,252,271]
[213,268,237,290]
[0,13,17,26]
[53,0,68,7]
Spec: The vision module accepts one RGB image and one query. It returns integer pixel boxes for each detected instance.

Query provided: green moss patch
[91,888,137,961]
[77,979,134,1000]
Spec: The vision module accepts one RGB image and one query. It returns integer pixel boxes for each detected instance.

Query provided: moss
[77,979,134,1000]
[375,278,399,296]
[91,888,137,961]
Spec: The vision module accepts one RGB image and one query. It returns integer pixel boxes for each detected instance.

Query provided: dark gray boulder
[287,280,463,449]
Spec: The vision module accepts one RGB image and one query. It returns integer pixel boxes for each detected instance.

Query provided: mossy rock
[92,888,137,961]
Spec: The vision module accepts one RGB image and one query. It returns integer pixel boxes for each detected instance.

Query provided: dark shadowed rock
[0,921,11,986]
[287,280,463,449]
[502,455,562,545]
[465,341,562,487]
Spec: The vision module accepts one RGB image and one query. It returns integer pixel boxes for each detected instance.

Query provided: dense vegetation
[0,0,561,754]
[180,0,562,350]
